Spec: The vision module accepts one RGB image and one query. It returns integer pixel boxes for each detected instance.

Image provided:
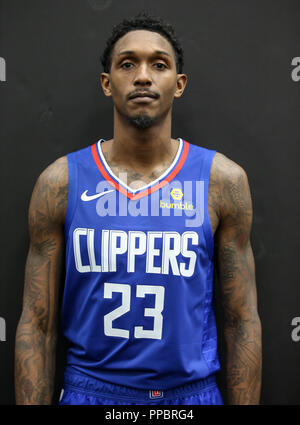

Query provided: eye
[154,62,167,70]
[121,61,134,69]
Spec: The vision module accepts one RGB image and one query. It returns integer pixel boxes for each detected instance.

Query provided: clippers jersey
[62,138,221,390]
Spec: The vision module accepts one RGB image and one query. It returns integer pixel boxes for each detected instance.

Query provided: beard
[115,103,159,130]
[127,114,157,130]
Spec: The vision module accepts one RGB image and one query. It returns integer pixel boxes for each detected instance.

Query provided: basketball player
[15,13,262,405]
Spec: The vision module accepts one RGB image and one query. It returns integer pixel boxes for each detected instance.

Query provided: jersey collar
[91,138,189,201]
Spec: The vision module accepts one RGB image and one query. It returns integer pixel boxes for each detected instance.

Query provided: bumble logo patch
[160,188,194,211]
[170,188,183,201]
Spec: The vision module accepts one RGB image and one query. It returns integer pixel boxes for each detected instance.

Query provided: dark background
[0,0,300,405]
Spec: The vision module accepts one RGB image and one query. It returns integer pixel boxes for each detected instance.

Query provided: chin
[127,114,157,130]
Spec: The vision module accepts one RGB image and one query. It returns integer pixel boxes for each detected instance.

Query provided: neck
[110,107,176,169]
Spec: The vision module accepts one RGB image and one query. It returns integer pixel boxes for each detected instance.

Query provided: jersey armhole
[64,153,78,238]
[202,150,216,261]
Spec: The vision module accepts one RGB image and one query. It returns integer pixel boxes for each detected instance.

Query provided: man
[15,13,262,405]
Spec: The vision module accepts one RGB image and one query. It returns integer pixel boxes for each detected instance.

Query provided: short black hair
[100,12,184,74]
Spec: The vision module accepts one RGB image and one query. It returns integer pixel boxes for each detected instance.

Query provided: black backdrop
[0,0,300,405]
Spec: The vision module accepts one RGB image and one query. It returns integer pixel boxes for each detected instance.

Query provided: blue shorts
[58,370,223,405]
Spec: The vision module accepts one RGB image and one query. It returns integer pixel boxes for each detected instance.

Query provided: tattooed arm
[210,153,262,405]
[15,157,68,405]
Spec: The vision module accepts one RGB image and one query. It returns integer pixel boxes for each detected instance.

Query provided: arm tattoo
[210,153,262,405]
[15,156,68,404]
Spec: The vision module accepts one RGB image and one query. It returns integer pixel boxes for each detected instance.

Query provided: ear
[101,72,112,97]
[174,74,187,98]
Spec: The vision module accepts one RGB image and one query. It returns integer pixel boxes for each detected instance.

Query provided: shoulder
[29,156,68,226]
[210,152,252,219]
[211,152,248,182]
[36,155,68,187]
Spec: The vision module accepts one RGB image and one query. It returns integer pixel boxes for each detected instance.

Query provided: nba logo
[149,390,164,399]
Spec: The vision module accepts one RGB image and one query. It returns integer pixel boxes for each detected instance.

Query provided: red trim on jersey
[91,140,189,200]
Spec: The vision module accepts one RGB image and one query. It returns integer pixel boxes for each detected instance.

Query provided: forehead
[112,30,175,60]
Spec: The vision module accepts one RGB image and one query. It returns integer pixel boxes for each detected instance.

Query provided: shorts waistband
[62,370,218,402]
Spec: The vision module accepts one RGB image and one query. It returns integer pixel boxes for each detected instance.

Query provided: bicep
[215,164,258,320]
[20,158,68,333]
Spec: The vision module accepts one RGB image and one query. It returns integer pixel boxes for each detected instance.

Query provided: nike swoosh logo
[81,189,115,201]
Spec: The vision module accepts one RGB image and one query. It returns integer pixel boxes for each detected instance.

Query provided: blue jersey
[62,138,221,390]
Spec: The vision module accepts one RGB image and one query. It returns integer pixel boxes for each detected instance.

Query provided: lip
[128,91,158,101]
[129,95,157,103]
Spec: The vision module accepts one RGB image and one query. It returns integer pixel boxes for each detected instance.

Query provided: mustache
[127,90,160,100]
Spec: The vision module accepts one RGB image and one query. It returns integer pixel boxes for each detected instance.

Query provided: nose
[133,63,152,86]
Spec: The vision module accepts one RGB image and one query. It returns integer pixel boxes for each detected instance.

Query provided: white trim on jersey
[96,138,183,194]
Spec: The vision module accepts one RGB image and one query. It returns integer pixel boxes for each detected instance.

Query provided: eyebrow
[118,50,171,57]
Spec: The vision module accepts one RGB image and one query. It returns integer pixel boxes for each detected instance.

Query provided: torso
[61,138,222,388]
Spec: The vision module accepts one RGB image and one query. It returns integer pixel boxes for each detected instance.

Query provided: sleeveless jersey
[61,138,221,390]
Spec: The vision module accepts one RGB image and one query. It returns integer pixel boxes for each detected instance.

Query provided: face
[101,30,187,128]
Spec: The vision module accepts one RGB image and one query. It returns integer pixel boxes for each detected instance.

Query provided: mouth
[128,91,159,102]
[129,96,156,104]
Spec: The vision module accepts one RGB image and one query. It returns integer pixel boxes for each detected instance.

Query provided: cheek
[161,81,178,103]
[159,75,178,95]
[110,82,121,99]
[110,77,126,98]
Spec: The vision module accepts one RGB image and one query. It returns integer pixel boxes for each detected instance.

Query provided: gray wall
[0,0,299,405]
